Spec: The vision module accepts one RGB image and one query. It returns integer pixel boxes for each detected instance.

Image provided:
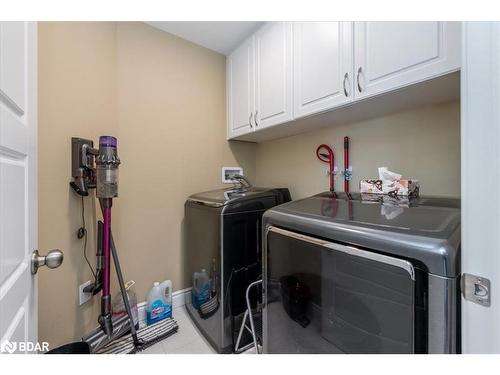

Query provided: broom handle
[99,198,141,348]
[110,230,141,347]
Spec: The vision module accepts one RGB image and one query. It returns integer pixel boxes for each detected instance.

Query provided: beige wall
[112,22,255,300]
[255,101,460,199]
[38,22,118,349]
[38,22,255,347]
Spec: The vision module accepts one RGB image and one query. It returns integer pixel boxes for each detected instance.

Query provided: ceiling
[146,22,264,56]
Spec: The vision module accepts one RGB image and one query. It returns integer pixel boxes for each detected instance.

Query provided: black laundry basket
[46,341,90,354]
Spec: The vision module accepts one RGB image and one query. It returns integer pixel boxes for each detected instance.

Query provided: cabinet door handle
[255,110,259,127]
[343,73,349,97]
[357,67,363,93]
[249,112,254,128]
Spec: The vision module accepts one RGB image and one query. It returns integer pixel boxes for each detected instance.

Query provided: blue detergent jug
[146,281,171,325]
[192,269,210,309]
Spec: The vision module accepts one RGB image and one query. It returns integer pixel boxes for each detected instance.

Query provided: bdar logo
[1,340,17,354]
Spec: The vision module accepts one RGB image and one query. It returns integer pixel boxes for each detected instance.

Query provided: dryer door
[263,226,423,354]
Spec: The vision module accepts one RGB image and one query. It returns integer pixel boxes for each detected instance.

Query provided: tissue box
[360,179,419,197]
[359,179,384,194]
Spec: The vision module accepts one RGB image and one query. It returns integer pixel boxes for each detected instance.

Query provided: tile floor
[140,305,217,354]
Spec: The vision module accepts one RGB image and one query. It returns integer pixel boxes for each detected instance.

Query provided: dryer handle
[266,226,415,281]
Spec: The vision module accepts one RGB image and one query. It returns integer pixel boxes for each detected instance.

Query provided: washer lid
[263,195,461,277]
[187,187,272,207]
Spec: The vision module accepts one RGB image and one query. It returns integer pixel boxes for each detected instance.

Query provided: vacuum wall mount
[70,137,97,196]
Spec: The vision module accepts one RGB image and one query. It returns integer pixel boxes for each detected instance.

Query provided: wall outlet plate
[222,167,243,183]
[79,280,92,306]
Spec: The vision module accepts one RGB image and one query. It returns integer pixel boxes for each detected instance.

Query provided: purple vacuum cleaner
[70,136,178,353]
[95,136,120,337]
[70,136,142,351]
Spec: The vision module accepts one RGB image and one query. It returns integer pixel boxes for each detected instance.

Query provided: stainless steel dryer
[262,194,460,354]
[184,186,290,353]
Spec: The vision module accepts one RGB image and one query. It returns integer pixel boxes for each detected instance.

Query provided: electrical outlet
[79,280,92,306]
[222,167,243,183]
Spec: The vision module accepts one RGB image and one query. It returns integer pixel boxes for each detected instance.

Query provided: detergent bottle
[192,269,210,309]
[146,282,170,325]
[159,279,173,319]
[112,280,139,328]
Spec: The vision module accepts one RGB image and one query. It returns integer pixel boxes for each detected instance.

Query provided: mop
[91,222,179,354]
[95,318,179,354]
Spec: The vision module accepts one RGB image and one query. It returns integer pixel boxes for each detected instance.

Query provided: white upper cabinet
[353,22,461,99]
[226,21,461,141]
[255,22,293,129]
[227,37,255,138]
[293,22,354,119]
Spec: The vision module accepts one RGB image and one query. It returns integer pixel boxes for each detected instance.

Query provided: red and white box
[359,167,420,197]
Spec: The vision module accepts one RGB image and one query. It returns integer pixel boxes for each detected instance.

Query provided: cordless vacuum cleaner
[70,136,178,353]
[70,136,142,351]
[95,136,120,336]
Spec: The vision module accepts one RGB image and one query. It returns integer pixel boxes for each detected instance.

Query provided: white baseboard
[137,287,191,325]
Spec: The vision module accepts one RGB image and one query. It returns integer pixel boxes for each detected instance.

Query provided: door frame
[461,21,500,353]
[27,20,38,348]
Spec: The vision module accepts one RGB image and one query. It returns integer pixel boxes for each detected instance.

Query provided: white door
[254,22,293,129]
[0,22,38,354]
[461,22,500,354]
[354,21,461,100]
[226,37,255,139]
[293,22,353,119]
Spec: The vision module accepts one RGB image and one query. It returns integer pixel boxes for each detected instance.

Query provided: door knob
[31,249,64,275]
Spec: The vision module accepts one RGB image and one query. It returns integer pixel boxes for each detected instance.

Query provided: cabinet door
[227,37,255,139]
[354,22,461,100]
[255,22,293,129]
[293,22,354,119]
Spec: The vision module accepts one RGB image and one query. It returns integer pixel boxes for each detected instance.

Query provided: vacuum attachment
[82,221,104,296]
[316,144,336,194]
[70,137,98,196]
[70,136,121,198]
[98,295,113,337]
